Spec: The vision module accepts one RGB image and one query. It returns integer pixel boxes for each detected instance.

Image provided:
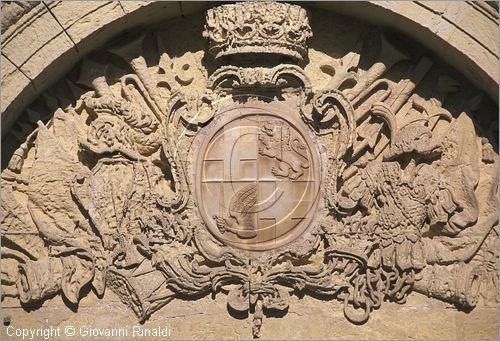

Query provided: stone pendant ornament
[1,2,498,339]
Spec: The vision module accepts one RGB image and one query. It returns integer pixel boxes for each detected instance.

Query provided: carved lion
[258,121,309,180]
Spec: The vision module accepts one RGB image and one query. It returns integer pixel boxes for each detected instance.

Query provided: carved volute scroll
[1,2,498,339]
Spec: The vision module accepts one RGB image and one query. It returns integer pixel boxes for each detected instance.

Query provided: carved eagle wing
[229,183,257,216]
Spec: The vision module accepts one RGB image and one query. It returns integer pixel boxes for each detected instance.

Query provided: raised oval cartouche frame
[1,2,498,338]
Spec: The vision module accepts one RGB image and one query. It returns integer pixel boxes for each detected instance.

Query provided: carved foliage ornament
[1,2,498,338]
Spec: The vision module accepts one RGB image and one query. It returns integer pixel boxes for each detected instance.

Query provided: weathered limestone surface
[1,293,498,339]
[317,1,499,100]
[1,2,499,340]
[1,1,498,136]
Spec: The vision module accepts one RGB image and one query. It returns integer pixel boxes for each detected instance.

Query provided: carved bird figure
[213,183,258,238]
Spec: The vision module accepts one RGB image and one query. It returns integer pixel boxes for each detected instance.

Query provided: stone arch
[1,2,499,339]
[1,1,498,136]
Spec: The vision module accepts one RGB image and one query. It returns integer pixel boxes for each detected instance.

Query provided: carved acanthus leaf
[1,3,498,339]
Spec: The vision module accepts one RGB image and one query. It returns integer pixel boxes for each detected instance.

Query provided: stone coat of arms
[1,2,498,338]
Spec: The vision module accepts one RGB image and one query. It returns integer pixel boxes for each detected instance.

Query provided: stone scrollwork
[1,2,498,339]
[208,64,312,93]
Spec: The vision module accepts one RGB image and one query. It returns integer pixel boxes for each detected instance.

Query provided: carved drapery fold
[1,2,498,339]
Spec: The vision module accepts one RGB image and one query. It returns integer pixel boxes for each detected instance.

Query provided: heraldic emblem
[1,2,498,339]
[195,104,321,250]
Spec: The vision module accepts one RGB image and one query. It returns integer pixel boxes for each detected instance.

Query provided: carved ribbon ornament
[1,2,498,338]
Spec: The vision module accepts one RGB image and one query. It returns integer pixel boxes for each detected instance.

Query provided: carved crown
[203,2,312,60]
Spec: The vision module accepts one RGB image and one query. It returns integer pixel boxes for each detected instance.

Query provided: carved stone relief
[1,2,498,339]
[194,102,321,250]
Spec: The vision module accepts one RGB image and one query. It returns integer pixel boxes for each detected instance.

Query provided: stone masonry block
[19,32,78,90]
[120,1,181,31]
[2,6,63,67]
[48,1,126,46]
[1,55,36,133]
